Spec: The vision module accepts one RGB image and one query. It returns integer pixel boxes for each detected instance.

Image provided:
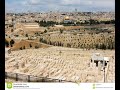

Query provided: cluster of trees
[60,21,75,26]
[19,46,25,50]
[95,42,115,50]
[19,44,39,50]
[35,20,57,27]
[10,39,15,47]
[5,39,15,47]
[100,20,115,24]
[40,38,64,46]
[49,41,64,46]
[35,19,114,27]
[39,38,115,50]
[76,19,115,25]
[40,38,47,43]
[74,42,114,50]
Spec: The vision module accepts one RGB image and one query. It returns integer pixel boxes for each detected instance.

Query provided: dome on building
[64,16,70,20]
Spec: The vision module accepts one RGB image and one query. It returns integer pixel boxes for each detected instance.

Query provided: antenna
[58,10,60,24]
[12,14,16,30]
[75,8,77,12]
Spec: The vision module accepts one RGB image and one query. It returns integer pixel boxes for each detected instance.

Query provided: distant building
[63,16,73,23]
[91,53,110,67]
[54,25,64,27]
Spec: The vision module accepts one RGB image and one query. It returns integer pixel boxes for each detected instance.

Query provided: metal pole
[103,60,105,82]
[16,73,18,81]
[104,66,105,82]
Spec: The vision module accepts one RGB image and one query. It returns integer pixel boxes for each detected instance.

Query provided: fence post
[16,73,18,81]
[42,77,45,82]
[28,75,30,82]
[5,72,7,79]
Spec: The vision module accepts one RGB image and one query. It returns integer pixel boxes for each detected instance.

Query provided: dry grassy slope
[6,38,11,42]
[11,40,50,50]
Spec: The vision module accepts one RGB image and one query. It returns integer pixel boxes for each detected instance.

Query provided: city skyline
[5,0,115,13]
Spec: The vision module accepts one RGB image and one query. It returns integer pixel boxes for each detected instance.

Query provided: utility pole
[89,12,91,26]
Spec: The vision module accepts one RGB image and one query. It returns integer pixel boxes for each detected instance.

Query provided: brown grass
[11,40,50,50]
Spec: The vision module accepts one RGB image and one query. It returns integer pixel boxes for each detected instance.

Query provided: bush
[11,29,14,32]
[60,29,63,34]
[25,34,28,37]
[29,44,32,48]
[10,39,15,47]
[35,46,39,49]
[20,47,22,50]
[10,39,15,45]
[5,39,9,47]
[23,46,25,49]
[95,44,98,50]
[44,29,47,33]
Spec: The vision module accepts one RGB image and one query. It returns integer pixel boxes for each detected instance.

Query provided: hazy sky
[5,0,115,13]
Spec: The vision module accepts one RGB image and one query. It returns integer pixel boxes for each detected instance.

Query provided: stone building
[91,53,110,67]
